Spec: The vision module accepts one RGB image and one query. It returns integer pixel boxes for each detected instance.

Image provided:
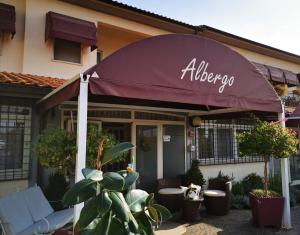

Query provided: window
[0,105,31,180]
[53,38,81,64]
[196,119,263,165]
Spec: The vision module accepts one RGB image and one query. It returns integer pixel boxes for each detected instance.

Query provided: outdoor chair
[157,178,184,212]
[203,180,232,216]
[0,185,73,235]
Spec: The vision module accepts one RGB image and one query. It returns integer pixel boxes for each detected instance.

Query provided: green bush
[242,173,263,195]
[232,181,245,196]
[232,195,249,209]
[208,171,234,190]
[185,160,205,186]
[268,174,282,194]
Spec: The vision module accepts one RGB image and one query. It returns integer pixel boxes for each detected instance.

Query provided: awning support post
[74,74,89,224]
[279,102,292,229]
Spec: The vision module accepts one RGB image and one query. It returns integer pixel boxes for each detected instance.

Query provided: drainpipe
[74,74,89,224]
[279,101,292,229]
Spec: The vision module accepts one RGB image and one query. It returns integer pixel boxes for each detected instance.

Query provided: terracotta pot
[249,192,284,228]
[182,199,201,222]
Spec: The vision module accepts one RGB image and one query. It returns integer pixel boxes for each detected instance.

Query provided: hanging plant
[274,84,288,97]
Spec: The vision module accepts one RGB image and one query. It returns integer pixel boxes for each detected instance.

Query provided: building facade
[1,0,300,196]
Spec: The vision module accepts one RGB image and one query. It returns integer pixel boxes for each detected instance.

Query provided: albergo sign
[181,58,235,93]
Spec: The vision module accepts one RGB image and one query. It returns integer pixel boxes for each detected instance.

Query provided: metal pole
[74,74,89,224]
[279,102,292,229]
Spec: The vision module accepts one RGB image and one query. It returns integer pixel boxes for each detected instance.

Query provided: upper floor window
[53,38,81,64]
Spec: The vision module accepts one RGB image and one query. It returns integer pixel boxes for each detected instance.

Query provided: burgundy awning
[283,69,299,86]
[37,34,281,113]
[253,62,299,86]
[0,3,16,38]
[252,62,270,80]
[45,11,97,50]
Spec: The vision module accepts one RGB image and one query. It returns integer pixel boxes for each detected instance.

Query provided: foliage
[252,189,280,198]
[44,172,69,211]
[63,142,171,235]
[35,124,123,176]
[232,195,249,209]
[232,181,245,196]
[242,173,263,195]
[185,160,206,186]
[208,171,233,190]
[237,120,298,195]
[34,125,77,175]
[268,174,282,194]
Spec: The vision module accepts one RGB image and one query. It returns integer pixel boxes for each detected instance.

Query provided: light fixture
[192,116,202,127]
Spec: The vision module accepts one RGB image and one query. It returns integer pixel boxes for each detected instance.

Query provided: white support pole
[279,103,292,229]
[74,74,89,224]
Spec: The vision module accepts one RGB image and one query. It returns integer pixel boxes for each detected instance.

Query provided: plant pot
[182,199,201,222]
[249,192,284,228]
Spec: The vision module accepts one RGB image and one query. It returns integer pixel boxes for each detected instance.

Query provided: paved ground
[178,205,300,235]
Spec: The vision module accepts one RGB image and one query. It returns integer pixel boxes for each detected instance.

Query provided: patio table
[158,188,184,212]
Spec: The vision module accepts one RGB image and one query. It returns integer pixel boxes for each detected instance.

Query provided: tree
[237,120,298,195]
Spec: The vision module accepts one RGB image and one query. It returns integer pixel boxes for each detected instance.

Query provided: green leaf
[152,204,172,222]
[77,197,98,229]
[145,193,154,207]
[110,192,130,222]
[117,170,139,190]
[97,191,112,216]
[80,218,100,235]
[148,206,159,226]
[108,218,127,235]
[62,179,96,206]
[94,211,112,235]
[135,211,154,235]
[125,189,148,213]
[82,168,103,181]
[102,142,134,166]
[101,172,125,191]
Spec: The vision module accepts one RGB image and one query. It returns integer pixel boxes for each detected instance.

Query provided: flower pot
[249,192,284,228]
[182,199,201,222]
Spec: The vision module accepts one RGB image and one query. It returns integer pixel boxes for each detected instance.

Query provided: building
[1,0,300,196]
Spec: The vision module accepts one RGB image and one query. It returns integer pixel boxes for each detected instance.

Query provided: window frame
[52,38,83,65]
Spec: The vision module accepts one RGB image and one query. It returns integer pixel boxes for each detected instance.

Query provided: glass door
[135,125,158,193]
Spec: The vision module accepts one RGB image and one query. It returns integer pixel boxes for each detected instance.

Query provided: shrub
[185,160,205,186]
[242,173,263,195]
[268,174,282,194]
[232,195,249,209]
[232,181,245,196]
[208,171,233,190]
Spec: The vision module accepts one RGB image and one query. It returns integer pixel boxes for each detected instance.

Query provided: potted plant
[237,120,298,228]
[63,139,172,235]
[185,159,206,187]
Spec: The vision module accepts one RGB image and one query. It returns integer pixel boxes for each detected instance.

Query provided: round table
[158,188,184,212]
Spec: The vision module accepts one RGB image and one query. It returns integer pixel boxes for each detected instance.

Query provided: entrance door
[135,125,158,193]
[163,125,185,178]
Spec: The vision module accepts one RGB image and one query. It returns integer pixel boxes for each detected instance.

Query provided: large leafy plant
[62,141,171,235]
[237,120,298,196]
[35,124,121,176]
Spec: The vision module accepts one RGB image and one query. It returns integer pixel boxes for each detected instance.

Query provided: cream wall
[21,0,170,79]
[0,180,28,197]
[0,0,25,73]
[200,162,265,182]
[229,45,300,73]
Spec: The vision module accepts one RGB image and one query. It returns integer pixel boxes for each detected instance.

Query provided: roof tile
[0,71,65,89]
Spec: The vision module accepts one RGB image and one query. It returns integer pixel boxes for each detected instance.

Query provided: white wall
[0,180,28,197]
[200,162,265,182]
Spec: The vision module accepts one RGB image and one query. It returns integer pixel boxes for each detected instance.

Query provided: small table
[158,188,184,212]
[182,198,203,222]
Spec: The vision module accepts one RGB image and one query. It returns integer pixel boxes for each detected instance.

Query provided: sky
[117,0,300,55]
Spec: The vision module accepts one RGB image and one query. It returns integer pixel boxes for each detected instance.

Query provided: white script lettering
[181,58,235,93]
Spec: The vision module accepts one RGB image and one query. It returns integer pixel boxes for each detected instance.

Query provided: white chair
[0,186,73,235]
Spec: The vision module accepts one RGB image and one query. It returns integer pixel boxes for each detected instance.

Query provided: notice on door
[163,135,171,142]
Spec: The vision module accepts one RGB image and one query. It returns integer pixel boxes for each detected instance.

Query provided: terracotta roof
[0,71,65,89]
